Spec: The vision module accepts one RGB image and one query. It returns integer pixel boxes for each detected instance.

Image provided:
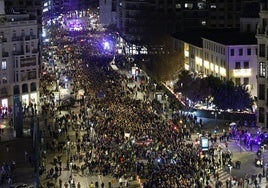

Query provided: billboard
[201,137,209,151]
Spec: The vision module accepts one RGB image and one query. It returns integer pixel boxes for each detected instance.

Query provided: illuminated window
[184,3,193,9]
[1,60,6,70]
[201,20,206,25]
[211,4,216,8]
[259,62,266,77]
[175,3,181,9]
[197,2,206,9]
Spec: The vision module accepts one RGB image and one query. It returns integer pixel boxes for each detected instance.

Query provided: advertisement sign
[201,137,209,151]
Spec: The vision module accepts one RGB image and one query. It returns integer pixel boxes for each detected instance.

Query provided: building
[42,0,98,19]
[0,0,40,112]
[256,1,268,128]
[4,0,42,29]
[99,0,117,26]
[173,29,258,98]
[99,0,260,55]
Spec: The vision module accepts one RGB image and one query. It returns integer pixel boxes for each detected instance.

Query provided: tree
[213,80,253,111]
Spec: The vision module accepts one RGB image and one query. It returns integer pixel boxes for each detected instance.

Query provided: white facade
[0,13,40,110]
[226,44,257,98]
[173,37,258,98]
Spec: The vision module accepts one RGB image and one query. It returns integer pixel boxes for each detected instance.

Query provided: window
[13,44,16,51]
[175,3,181,9]
[235,78,240,85]
[259,84,265,100]
[2,76,7,84]
[244,61,249,69]
[12,30,16,37]
[230,49,234,56]
[21,29,25,36]
[259,44,265,57]
[259,107,265,123]
[235,62,241,69]
[239,48,243,56]
[211,4,216,8]
[259,62,266,77]
[1,60,6,70]
[244,77,249,85]
[201,20,206,25]
[247,48,251,55]
[184,3,193,9]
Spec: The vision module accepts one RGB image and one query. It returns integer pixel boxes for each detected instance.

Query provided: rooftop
[172,29,257,47]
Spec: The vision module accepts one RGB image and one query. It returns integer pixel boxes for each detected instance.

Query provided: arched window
[30,82,36,92]
[22,83,28,93]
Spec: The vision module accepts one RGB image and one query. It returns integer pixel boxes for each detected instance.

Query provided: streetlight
[262,145,266,177]
[228,164,232,176]
[70,162,73,178]
[211,110,221,122]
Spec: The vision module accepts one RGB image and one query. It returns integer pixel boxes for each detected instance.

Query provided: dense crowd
[39,19,262,188]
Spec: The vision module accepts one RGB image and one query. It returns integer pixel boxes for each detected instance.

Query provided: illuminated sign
[233,69,251,77]
[201,137,209,151]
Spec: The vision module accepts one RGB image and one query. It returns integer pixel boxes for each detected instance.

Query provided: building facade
[0,4,40,112]
[173,29,258,98]
[256,1,268,128]
[99,0,261,54]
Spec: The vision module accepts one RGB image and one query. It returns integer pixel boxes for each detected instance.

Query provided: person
[59,179,62,188]
[64,182,68,188]
[90,181,94,188]
[254,178,258,187]
[258,172,262,184]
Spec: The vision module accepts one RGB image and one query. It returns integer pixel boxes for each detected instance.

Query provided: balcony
[12,51,23,56]
[1,38,7,42]
[2,52,9,57]
[32,49,39,53]
[12,36,23,41]
[24,35,37,40]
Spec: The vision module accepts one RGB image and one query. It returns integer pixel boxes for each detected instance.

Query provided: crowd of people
[39,13,265,188]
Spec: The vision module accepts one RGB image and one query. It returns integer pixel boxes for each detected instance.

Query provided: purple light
[67,19,84,31]
[103,41,111,50]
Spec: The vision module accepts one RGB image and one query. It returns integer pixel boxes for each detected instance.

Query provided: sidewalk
[0,117,35,187]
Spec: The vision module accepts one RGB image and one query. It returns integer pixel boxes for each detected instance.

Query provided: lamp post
[211,110,221,122]
[228,164,232,176]
[262,145,266,177]
[70,162,73,178]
